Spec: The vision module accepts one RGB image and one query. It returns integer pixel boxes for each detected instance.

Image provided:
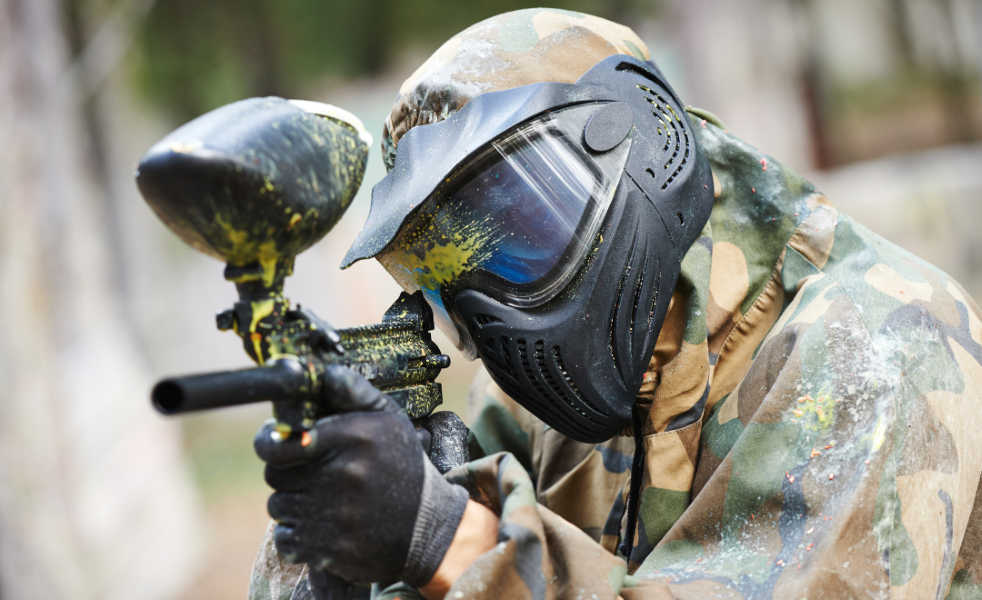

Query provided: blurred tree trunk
[62,0,132,305]
[669,0,816,171]
[977,0,982,126]
[0,0,205,598]
[886,0,915,71]
[792,0,832,169]
[242,0,283,97]
[936,0,979,142]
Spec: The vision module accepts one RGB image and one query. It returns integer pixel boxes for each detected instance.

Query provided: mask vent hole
[551,345,608,417]
[486,366,548,423]
[631,268,646,336]
[516,339,592,433]
[473,314,502,328]
[499,336,520,381]
[536,340,577,416]
[477,331,520,383]
[486,367,593,441]
[610,223,641,372]
[677,212,684,225]
[517,339,549,398]
[636,84,691,190]
[536,340,601,423]
[646,286,659,331]
[525,339,606,423]
[646,168,656,178]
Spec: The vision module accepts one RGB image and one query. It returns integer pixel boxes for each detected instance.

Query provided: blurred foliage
[131,0,658,121]
[182,405,271,505]
[821,62,981,164]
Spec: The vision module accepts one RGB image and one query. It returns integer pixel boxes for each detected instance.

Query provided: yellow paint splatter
[249,299,275,364]
[214,214,269,269]
[871,416,887,452]
[394,241,478,291]
[790,389,837,432]
[227,228,249,248]
[258,241,280,288]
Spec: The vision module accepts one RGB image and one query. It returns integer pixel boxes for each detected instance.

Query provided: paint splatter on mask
[377,103,631,355]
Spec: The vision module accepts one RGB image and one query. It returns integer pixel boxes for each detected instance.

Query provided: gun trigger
[313,332,344,354]
[325,329,341,343]
[292,307,344,354]
[322,337,345,355]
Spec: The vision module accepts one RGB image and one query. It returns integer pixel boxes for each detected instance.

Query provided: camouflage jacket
[249,112,982,600]
[375,111,982,600]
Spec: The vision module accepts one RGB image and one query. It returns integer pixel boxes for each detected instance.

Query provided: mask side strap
[618,405,646,564]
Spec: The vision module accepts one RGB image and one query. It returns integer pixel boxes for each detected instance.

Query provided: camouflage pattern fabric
[380,8,649,172]
[373,114,982,600]
[249,522,306,600]
[250,10,982,599]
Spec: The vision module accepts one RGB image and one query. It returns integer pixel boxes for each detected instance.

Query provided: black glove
[254,366,470,587]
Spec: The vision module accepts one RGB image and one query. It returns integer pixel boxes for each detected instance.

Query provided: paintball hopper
[136,97,372,287]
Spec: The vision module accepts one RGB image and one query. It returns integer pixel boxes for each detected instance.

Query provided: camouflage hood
[380,8,650,171]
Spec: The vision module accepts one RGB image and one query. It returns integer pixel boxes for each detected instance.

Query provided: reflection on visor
[378,102,632,355]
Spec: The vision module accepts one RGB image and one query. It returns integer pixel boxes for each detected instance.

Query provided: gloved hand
[254,365,470,586]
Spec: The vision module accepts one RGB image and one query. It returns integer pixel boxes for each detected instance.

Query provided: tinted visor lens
[379,102,632,353]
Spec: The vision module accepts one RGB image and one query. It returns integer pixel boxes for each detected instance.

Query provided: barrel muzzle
[151,358,308,414]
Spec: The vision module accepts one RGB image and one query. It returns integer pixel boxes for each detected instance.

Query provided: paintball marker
[135,97,467,600]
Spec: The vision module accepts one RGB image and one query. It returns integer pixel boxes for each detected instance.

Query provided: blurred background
[1,0,980,598]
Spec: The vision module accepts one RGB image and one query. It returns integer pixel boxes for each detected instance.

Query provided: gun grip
[420,411,470,474]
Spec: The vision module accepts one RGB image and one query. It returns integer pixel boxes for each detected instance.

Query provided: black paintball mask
[343,55,714,442]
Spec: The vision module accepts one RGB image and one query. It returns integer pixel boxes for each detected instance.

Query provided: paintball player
[249,9,982,600]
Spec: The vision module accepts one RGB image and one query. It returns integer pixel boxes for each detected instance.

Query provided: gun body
[153,291,450,432]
